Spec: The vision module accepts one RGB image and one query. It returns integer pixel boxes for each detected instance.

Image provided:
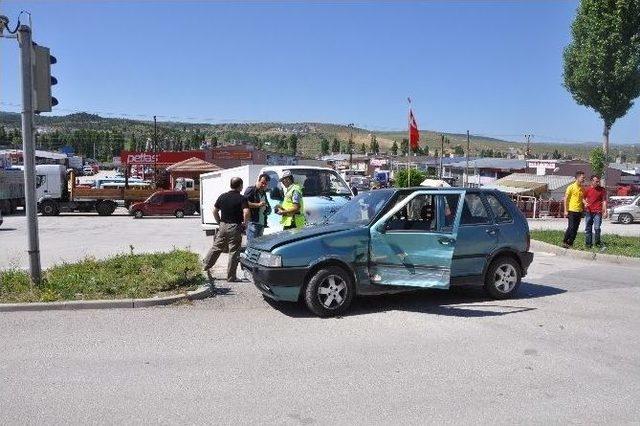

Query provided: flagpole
[407,98,411,187]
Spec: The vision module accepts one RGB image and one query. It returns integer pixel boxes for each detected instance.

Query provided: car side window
[485,194,512,223]
[36,175,46,188]
[461,193,490,225]
[385,194,437,232]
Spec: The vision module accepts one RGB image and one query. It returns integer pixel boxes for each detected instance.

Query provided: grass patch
[531,230,640,258]
[0,249,206,303]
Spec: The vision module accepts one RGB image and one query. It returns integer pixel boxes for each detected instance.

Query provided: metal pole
[439,134,444,178]
[153,115,157,188]
[465,130,470,187]
[18,25,42,284]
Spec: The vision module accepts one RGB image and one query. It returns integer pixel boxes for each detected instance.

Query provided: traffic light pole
[18,25,42,284]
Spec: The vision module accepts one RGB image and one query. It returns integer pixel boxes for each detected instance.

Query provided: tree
[423,144,429,156]
[391,141,398,156]
[400,138,409,155]
[563,0,640,159]
[589,146,607,177]
[369,134,379,154]
[320,138,330,155]
[359,143,366,154]
[288,134,298,156]
[453,145,465,156]
[636,154,640,163]
[347,134,355,155]
[394,168,426,188]
[331,138,340,153]
[552,149,562,159]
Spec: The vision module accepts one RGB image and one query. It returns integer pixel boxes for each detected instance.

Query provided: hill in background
[0,111,638,162]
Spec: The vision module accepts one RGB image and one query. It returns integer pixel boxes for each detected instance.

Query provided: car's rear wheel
[133,210,144,219]
[175,210,185,218]
[483,256,521,299]
[304,266,355,317]
[40,200,58,216]
[619,213,633,224]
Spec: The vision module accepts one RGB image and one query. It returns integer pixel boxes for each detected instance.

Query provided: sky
[0,1,638,145]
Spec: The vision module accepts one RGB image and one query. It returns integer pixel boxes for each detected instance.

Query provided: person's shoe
[204,269,214,282]
[227,277,240,283]
[561,243,570,249]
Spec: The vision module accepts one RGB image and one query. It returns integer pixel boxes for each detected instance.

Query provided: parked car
[82,165,95,176]
[609,195,640,224]
[129,190,195,218]
[241,187,534,317]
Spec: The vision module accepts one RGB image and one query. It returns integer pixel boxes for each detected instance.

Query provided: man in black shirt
[203,177,249,282]
[244,173,272,245]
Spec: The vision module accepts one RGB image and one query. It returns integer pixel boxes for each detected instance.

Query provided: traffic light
[32,44,58,113]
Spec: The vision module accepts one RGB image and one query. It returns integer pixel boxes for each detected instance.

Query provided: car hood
[251,222,362,251]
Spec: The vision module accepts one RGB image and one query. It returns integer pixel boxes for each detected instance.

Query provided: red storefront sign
[121,150,205,165]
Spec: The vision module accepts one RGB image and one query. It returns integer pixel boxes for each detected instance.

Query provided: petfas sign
[121,151,205,165]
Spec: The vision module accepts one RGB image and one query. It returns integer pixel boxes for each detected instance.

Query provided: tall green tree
[320,138,330,155]
[400,138,409,155]
[331,138,340,153]
[589,146,608,177]
[391,141,398,156]
[563,0,640,159]
[369,133,379,154]
[359,143,366,154]
[288,134,298,156]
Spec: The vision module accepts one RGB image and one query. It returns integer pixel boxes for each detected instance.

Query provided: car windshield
[291,169,351,197]
[327,190,394,225]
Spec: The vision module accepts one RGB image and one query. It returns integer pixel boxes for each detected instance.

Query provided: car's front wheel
[483,256,521,299]
[133,210,144,219]
[304,266,355,317]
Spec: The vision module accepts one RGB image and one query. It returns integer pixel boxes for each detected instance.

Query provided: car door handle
[438,237,455,246]
[486,229,497,236]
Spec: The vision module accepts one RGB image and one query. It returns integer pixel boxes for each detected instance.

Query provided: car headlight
[257,252,282,268]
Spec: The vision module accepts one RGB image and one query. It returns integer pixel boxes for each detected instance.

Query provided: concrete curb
[530,239,640,267]
[0,285,213,313]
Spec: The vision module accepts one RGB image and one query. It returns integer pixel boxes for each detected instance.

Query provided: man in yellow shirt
[562,171,586,248]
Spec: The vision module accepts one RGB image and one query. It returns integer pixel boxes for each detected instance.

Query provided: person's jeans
[585,212,602,247]
[246,222,265,246]
[563,211,582,246]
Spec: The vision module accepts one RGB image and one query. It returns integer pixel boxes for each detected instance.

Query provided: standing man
[562,171,585,248]
[244,173,272,245]
[583,175,608,249]
[275,170,306,230]
[203,177,249,282]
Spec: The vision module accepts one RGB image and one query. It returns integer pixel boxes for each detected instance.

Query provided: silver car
[610,195,640,224]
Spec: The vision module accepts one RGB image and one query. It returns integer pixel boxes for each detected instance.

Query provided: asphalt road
[1,251,640,424]
[0,208,211,269]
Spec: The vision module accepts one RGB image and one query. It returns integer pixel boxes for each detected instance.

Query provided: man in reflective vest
[275,170,306,230]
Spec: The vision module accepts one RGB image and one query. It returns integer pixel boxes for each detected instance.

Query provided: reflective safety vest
[280,183,306,228]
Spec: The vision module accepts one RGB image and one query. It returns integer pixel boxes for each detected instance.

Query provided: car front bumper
[240,257,308,302]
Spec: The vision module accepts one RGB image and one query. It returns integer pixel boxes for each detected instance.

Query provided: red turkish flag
[409,109,420,151]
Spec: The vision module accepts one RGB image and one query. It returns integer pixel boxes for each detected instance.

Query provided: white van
[200,165,353,236]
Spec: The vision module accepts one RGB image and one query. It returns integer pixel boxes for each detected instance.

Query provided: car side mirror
[270,187,283,201]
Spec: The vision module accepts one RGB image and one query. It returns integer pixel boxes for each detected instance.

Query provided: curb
[530,239,640,267]
[0,285,213,313]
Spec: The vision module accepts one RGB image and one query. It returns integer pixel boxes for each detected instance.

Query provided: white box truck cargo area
[200,165,354,236]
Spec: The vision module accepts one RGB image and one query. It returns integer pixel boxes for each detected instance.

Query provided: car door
[369,190,464,289]
[451,192,498,278]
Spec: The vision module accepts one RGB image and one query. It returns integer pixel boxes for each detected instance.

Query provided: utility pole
[439,134,444,178]
[525,134,531,159]
[17,25,42,283]
[465,130,470,187]
[153,115,157,187]
[348,123,354,173]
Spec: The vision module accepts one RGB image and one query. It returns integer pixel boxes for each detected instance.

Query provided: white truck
[200,165,354,236]
[0,167,24,214]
